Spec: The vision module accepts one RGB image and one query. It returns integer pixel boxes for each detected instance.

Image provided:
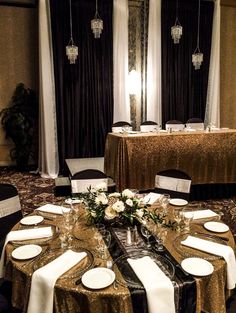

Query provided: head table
[104,129,236,191]
[2,202,235,313]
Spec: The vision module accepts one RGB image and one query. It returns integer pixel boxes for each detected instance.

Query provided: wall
[0,4,38,166]
[220,1,236,128]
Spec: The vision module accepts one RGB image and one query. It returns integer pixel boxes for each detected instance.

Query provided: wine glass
[97,230,111,260]
[140,224,152,248]
[159,194,170,214]
[173,209,183,232]
[155,225,168,251]
[182,209,194,232]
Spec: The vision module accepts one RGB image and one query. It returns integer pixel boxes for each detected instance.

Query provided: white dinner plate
[12,244,42,260]
[204,221,229,233]
[181,257,214,276]
[81,267,115,289]
[169,198,188,206]
[20,215,44,226]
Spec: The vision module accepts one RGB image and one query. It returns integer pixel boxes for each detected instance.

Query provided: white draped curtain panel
[113,0,130,123]
[146,0,162,126]
[38,0,59,178]
[204,0,220,128]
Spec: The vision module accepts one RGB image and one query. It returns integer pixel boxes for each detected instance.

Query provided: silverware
[194,232,229,242]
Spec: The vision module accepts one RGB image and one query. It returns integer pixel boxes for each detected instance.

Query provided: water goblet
[173,209,183,232]
[155,225,168,251]
[140,224,152,248]
[97,230,111,260]
[159,194,170,214]
[182,209,194,232]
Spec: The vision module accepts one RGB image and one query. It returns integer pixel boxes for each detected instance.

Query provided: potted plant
[0,83,38,171]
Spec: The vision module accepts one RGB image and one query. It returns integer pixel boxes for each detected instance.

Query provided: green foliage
[0,83,38,169]
[77,187,176,230]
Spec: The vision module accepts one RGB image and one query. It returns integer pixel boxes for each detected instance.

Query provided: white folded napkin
[143,193,161,205]
[0,227,52,278]
[181,235,236,289]
[183,209,218,220]
[36,204,70,215]
[27,250,87,313]
[127,256,175,313]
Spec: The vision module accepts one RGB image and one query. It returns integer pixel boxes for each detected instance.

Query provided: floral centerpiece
[79,187,152,226]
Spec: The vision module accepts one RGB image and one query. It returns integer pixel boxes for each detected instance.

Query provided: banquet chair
[0,184,22,253]
[111,121,132,133]
[165,120,185,131]
[155,169,192,201]
[140,121,158,132]
[186,118,204,130]
[71,169,108,194]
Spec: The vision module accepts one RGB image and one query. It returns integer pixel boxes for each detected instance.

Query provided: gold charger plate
[11,224,59,246]
[113,250,175,288]
[174,232,227,261]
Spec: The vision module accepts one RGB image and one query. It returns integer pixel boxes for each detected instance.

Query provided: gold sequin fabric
[104,131,236,191]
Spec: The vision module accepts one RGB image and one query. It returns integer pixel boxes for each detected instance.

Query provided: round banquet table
[3,206,236,313]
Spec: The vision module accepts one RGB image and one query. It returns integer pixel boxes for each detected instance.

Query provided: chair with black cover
[140,121,158,132]
[111,121,132,133]
[186,118,204,130]
[155,169,192,201]
[165,120,185,131]
[71,169,109,194]
[0,184,22,253]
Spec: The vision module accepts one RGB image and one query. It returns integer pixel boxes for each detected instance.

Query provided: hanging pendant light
[171,0,182,44]
[91,0,103,38]
[66,0,78,64]
[192,0,203,70]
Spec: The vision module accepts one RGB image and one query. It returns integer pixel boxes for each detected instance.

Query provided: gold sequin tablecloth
[4,211,235,313]
[104,130,236,191]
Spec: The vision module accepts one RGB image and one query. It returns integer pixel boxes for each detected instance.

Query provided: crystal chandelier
[171,0,182,44]
[66,0,78,64]
[192,0,203,70]
[91,0,103,38]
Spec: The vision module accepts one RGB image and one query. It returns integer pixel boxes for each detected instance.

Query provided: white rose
[135,209,144,218]
[112,200,125,212]
[95,193,108,205]
[122,189,135,198]
[90,210,97,217]
[105,206,118,220]
[126,199,133,207]
[108,192,121,198]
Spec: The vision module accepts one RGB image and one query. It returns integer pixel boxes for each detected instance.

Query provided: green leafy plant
[0,83,38,170]
[77,187,176,230]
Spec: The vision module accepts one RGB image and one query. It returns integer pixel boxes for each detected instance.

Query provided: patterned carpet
[1,166,236,236]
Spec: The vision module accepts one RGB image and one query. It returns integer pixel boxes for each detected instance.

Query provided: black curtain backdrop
[161,0,214,126]
[50,0,113,172]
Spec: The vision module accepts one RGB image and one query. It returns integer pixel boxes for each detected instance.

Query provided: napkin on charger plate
[0,227,53,278]
[142,193,162,205]
[127,256,175,313]
[27,250,87,313]
[183,209,218,220]
[35,204,70,215]
[181,235,236,289]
